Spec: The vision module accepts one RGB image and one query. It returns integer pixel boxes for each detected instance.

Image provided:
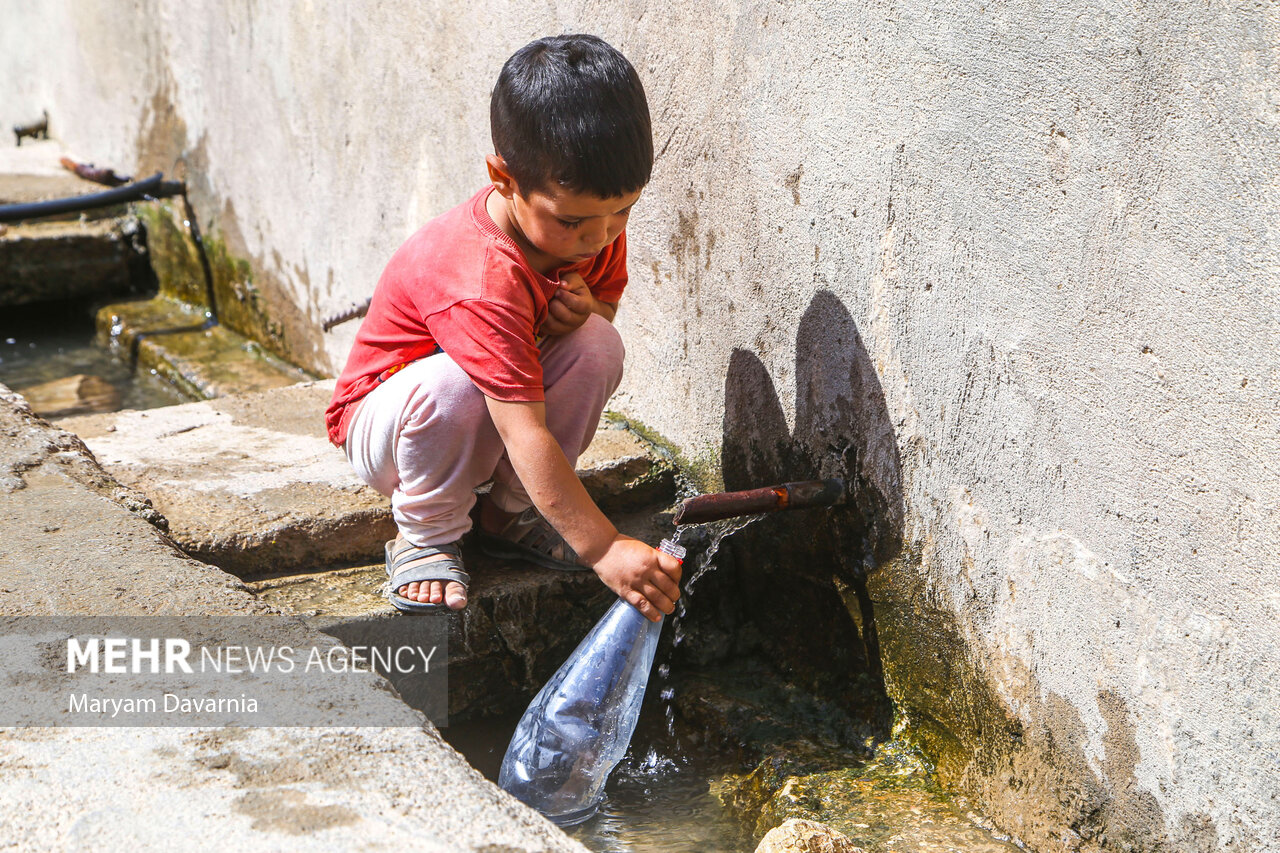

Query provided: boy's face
[487,155,642,272]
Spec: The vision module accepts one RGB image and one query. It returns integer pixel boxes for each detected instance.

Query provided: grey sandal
[384,539,469,612]
[476,507,588,572]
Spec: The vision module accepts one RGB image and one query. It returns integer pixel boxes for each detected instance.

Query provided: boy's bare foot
[391,540,467,609]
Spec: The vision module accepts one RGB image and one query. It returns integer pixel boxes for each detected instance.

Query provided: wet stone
[716,740,1024,853]
[754,819,867,853]
[133,200,208,307]
[19,373,121,419]
[95,297,313,400]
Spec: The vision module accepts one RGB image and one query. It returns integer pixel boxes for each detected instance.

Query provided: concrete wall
[3,1,1277,850]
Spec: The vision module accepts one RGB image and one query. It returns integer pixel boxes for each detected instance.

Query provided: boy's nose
[596,217,627,250]
[585,223,610,250]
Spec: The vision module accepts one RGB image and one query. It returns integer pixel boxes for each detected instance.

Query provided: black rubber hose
[0,172,186,223]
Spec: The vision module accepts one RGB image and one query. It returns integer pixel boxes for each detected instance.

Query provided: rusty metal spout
[60,157,131,187]
[673,478,845,525]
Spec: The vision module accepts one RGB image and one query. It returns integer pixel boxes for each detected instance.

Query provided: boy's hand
[541,272,595,336]
[590,534,683,622]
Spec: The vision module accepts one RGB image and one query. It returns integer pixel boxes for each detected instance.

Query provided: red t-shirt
[325,186,628,446]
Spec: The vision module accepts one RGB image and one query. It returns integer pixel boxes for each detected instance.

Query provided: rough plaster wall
[2,0,1278,849]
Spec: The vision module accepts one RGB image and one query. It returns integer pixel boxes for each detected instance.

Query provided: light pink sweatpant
[343,312,625,548]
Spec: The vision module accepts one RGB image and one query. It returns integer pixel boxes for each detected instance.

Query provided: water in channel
[0,301,186,413]
[446,515,1025,852]
[451,703,746,851]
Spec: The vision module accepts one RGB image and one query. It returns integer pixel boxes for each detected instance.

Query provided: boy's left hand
[541,272,595,336]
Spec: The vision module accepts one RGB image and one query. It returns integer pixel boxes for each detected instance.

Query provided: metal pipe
[0,172,186,223]
[322,299,372,332]
[673,478,845,525]
[59,156,130,187]
[13,111,48,146]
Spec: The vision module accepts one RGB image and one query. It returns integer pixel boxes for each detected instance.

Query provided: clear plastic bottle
[498,538,686,826]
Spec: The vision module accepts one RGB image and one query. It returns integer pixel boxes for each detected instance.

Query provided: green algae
[203,232,287,353]
[715,737,1021,852]
[134,325,311,400]
[96,296,206,361]
[603,410,723,495]
[115,199,320,399]
[133,201,207,307]
[95,296,310,400]
[865,544,1028,790]
[132,200,306,369]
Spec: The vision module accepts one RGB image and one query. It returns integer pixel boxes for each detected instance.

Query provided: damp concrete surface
[0,380,588,852]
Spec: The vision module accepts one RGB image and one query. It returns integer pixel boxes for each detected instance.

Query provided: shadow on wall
[677,289,904,723]
[723,289,903,562]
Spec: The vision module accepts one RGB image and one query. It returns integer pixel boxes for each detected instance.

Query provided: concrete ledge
[0,382,586,851]
[0,140,112,206]
[1,726,585,852]
[60,381,676,577]
[60,379,392,575]
[96,297,314,401]
[0,217,146,308]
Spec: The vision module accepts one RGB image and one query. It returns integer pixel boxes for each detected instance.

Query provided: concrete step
[95,296,313,400]
[248,506,676,723]
[59,380,677,578]
[0,217,149,308]
[0,140,121,208]
[0,171,107,206]
[0,143,155,307]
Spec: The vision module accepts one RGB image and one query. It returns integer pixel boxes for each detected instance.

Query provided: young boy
[325,34,682,621]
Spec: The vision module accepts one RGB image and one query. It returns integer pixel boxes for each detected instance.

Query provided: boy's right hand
[591,535,683,622]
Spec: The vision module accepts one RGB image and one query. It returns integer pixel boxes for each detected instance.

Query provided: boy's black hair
[491,34,653,198]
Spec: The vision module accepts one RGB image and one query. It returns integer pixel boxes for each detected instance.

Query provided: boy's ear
[486,154,518,200]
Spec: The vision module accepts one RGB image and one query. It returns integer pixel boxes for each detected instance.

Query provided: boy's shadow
[677,290,904,724]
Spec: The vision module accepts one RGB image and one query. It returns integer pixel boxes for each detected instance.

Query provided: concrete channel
[0,155,654,848]
[0,150,1022,852]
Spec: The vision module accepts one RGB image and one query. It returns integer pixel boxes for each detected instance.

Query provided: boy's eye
[557,218,582,229]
